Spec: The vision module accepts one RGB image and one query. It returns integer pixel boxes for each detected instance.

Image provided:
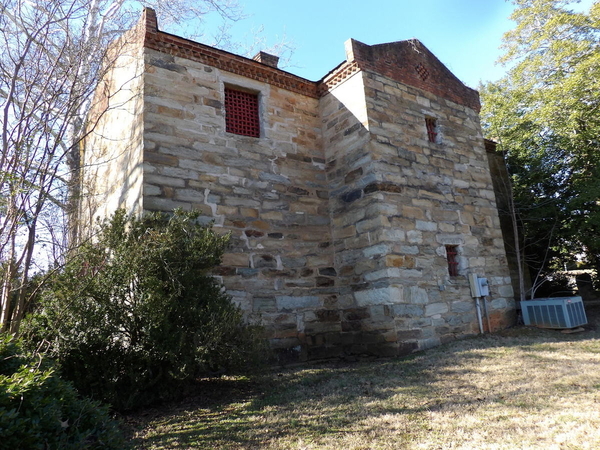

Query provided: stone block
[365,268,401,281]
[363,244,391,258]
[406,230,423,244]
[405,286,428,304]
[491,297,508,310]
[416,220,437,231]
[425,302,449,316]
[498,285,514,298]
[451,301,474,313]
[253,297,277,312]
[392,303,424,317]
[355,286,403,306]
[276,295,320,311]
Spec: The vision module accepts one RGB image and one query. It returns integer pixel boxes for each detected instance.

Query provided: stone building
[80,8,515,360]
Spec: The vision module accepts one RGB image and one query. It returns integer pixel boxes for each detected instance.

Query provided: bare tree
[0,0,245,334]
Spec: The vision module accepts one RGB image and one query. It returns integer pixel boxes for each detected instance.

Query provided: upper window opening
[425,117,437,143]
[224,87,260,137]
[446,245,459,277]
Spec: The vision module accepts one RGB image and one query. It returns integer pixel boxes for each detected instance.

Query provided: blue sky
[209,0,595,89]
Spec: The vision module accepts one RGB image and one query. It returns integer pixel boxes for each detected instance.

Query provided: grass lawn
[125,306,600,449]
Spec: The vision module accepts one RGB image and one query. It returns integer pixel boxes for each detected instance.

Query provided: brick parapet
[321,39,480,112]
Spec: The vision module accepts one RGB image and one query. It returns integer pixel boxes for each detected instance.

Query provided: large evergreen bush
[0,335,124,449]
[23,210,266,410]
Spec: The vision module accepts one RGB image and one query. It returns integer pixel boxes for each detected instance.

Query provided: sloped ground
[126,305,600,449]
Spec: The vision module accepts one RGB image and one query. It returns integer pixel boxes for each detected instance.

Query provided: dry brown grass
[127,307,600,449]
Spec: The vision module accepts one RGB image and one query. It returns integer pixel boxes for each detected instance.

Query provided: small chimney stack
[253,51,279,68]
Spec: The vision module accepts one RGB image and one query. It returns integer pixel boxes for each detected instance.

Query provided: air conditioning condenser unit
[521,296,587,329]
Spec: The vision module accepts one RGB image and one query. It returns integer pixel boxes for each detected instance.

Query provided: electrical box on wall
[468,274,489,297]
[478,277,490,296]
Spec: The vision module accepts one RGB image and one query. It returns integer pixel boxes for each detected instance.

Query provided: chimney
[253,51,279,68]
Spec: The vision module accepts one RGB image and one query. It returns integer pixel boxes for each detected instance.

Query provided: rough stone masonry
[80,8,516,361]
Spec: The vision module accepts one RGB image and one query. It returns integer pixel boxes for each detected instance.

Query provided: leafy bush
[0,334,124,449]
[23,210,267,411]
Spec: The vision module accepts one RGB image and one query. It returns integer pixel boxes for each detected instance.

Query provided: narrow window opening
[415,63,430,81]
[425,117,437,143]
[224,87,260,137]
[446,245,459,277]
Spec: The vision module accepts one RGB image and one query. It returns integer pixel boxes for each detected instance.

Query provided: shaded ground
[123,304,600,449]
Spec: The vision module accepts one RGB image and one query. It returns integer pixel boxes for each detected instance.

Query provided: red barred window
[425,117,437,143]
[446,245,459,277]
[224,87,260,137]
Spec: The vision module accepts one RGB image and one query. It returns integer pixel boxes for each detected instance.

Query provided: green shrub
[23,210,267,411]
[0,334,124,449]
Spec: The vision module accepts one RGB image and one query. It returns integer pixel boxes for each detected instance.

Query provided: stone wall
[80,8,516,361]
[141,47,337,359]
[80,26,146,235]
[356,69,514,349]
[485,141,534,301]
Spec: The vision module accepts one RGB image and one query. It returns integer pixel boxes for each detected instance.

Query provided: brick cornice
[140,8,319,99]
[317,61,361,96]
[138,9,480,111]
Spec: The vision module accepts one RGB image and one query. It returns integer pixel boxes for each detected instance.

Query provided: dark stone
[344,123,362,136]
[287,186,310,196]
[263,269,294,278]
[316,276,335,287]
[342,321,362,332]
[396,329,422,340]
[397,342,419,355]
[319,267,337,277]
[315,310,340,322]
[344,308,370,321]
[471,226,486,236]
[344,167,363,184]
[237,268,259,278]
[203,98,222,109]
[364,182,403,194]
[368,343,401,357]
[255,254,276,268]
[341,189,362,203]
[481,237,494,247]
[286,153,312,163]
[150,55,187,73]
[307,344,342,360]
[213,266,236,276]
[300,268,314,277]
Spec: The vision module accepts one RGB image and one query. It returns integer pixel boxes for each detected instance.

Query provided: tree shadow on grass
[125,305,600,449]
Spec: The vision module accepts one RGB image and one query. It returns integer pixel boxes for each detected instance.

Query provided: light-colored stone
[355,286,404,306]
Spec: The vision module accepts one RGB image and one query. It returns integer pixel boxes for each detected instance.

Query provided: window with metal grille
[224,87,260,137]
[425,117,437,143]
[415,63,430,81]
[446,245,459,277]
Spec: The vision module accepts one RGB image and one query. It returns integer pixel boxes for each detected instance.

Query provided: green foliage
[0,334,125,450]
[22,210,267,411]
[480,0,600,295]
